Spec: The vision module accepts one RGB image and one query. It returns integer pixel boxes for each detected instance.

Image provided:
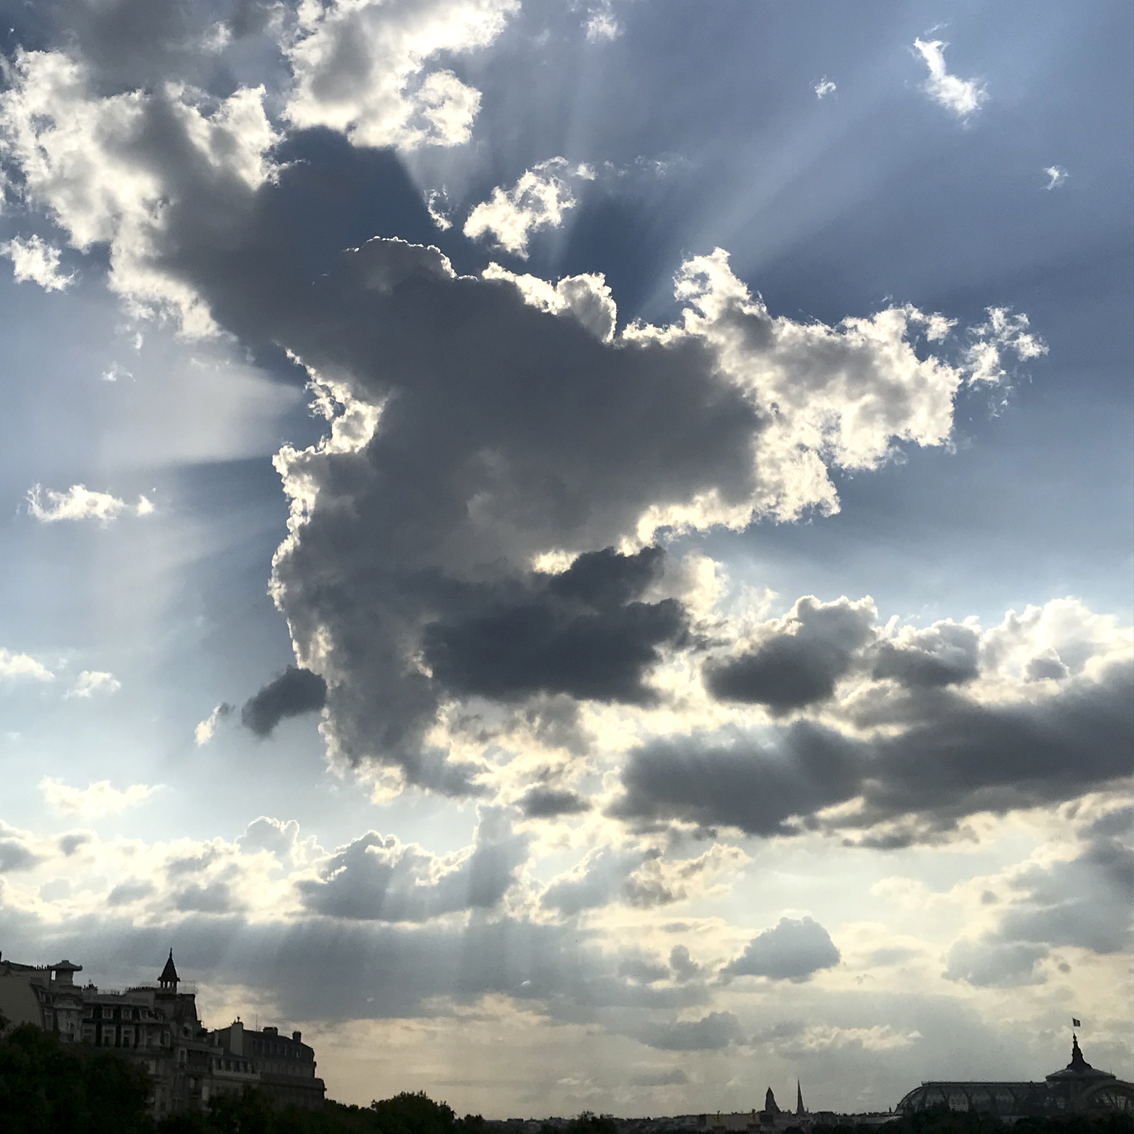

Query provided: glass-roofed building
[896,1037,1133,1119]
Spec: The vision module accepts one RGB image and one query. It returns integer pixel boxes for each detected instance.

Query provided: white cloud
[584,2,621,43]
[1043,166,1069,190]
[66,671,121,699]
[464,158,594,257]
[425,189,453,230]
[0,647,54,683]
[963,307,1048,385]
[0,49,278,334]
[26,483,153,523]
[483,263,617,342]
[913,38,988,119]
[814,77,836,99]
[101,362,132,383]
[195,702,234,746]
[0,234,74,291]
[283,0,519,149]
[39,776,156,817]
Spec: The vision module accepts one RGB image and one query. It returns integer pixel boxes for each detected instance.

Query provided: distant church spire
[796,1081,805,1115]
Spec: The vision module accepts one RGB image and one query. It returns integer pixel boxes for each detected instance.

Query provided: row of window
[90,1004,152,1020]
[81,1024,171,1048]
[251,1041,306,1059]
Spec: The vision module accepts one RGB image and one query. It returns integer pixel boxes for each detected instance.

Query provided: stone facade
[0,949,325,1117]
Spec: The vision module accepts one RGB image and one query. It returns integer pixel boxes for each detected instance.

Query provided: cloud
[629,1068,689,1087]
[65,671,122,699]
[998,837,1134,955]
[58,833,91,856]
[173,880,240,914]
[296,809,529,922]
[39,777,155,817]
[0,43,1049,806]
[107,878,157,907]
[913,39,988,119]
[464,158,593,257]
[238,239,1039,795]
[0,234,74,291]
[871,622,980,688]
[238,817,305,862]
[722,917,841,982]
[541,842,746,916]
[0,49,278,334]
[0,647,54,683]
[422,547,687,706]
[0,824,42,873]
[283,0,519,149]
[943,936,1047,988]
[194,702,234,745]
[241,667,326,737]
[1044,166,1069,190]
[638,1011,745,1051]
[612,639,1134,843]
[814,78,836,99]
[426,189,453,231]
[26,484,152,524]
[705,596,876,712]
[584,2,621,43]
[517,787,591,819]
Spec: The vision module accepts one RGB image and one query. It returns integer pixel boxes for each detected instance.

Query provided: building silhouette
[0,949,325,1117]
[896,1035,1134,1118]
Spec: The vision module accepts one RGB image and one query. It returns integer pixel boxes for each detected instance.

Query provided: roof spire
[797,1080,805,1115]
[159,948,180,990]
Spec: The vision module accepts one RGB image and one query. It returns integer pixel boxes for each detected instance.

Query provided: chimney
[292,1030,302,1042]
[264,1026,278,1036]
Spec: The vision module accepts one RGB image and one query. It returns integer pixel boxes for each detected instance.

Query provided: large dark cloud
[722,917,841,982]
[422,547,687,705]
[705,597,875,712]
[241,665,327,737]
[612,659,1134,841]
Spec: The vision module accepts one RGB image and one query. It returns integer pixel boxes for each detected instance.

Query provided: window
[121,1027,134,1047]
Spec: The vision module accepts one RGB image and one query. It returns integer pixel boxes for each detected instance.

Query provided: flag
[1073,1018,1081,1028]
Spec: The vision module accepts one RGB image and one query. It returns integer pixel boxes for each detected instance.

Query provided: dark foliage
[0,1022,152,1134]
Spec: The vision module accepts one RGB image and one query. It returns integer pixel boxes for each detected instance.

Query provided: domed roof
[1047,1036,1115,1083]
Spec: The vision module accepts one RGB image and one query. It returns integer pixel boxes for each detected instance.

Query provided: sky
[0,0,1131,1118]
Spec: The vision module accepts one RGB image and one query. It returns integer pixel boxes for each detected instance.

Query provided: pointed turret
[796,1080,805,1116]
[158,949,179,991]
[764,1087,779,1115]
